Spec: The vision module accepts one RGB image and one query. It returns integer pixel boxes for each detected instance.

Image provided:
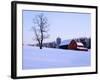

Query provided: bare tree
[32,13,49,49]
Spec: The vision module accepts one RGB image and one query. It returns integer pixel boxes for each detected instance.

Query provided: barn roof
[76,42,84,46]
[59,40,71,46]
[59,39,84,47]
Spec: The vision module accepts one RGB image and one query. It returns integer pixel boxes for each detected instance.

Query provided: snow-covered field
[22,45,91,69]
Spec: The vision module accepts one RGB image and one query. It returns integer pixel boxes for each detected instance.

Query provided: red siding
[68,40,77,49]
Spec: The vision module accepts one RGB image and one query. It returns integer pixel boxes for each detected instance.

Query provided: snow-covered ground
[22,45,91,69]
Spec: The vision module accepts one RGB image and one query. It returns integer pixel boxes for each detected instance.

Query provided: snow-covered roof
[59,40,71,46]
[76,42,84,46]
[77,47,87,49]
[59,39,84,46]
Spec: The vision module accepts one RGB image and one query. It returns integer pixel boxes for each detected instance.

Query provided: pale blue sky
[23,10,91,44]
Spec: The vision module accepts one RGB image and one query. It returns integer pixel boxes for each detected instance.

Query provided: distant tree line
[35,41,56,48]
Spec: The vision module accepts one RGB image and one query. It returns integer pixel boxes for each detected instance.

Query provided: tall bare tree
[32,13,49,49]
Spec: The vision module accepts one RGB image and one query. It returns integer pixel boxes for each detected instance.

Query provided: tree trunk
[40,45,42,49]
[39,40,43,49]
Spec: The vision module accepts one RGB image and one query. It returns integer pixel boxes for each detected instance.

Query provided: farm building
[59,40,71,49]
[59,39,88,51]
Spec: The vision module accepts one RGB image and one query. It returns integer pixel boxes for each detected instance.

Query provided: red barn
[68,40,88,51]
[59,39,88,51]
